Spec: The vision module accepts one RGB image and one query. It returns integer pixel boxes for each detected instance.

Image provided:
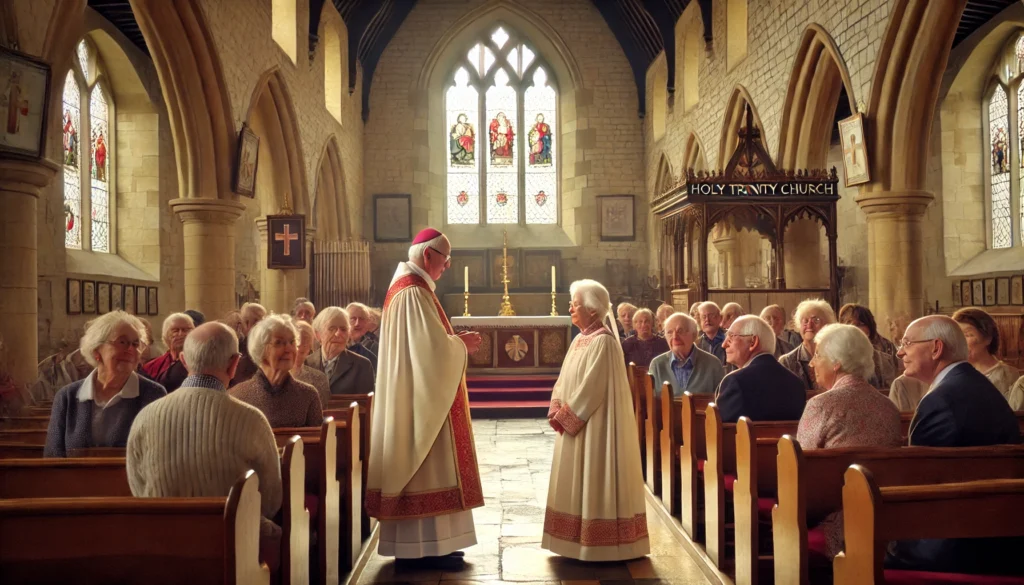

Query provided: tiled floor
[358,418,711,585]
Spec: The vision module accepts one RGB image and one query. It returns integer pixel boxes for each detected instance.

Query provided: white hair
[408,234,445,263]
[293,319,316,345]
[912,315,969,362]
[80,311,147,367]
[698,301,722,314]
[722,302,745,316]
[161,312,195,346]
[617,302,638,316]
[248,314,298,364]
[571,279,612,323]
[664,312,699,335]
[794,299,836,327]
[814,324,876,380]
[345,302,371,317]
[312,306,349,337]
[730,315,776,355]
[633,308,655,323]
[759,304,786,321]
[183,322,239,375]
[291,298,314,316]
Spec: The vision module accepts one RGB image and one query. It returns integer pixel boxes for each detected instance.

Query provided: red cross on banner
[267,214,306,270]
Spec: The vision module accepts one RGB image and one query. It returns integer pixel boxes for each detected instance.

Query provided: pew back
[0,458,130,498]
[0,429,47,444]
[0,417,50,430]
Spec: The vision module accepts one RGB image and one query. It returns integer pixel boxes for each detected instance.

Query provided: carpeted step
[470,400,550,419]
[465,375,558,389]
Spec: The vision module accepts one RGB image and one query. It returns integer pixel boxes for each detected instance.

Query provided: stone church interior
[1,0,1024,584]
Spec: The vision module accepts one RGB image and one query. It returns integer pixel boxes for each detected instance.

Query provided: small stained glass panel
[491,27,509,49]
[990,85,1011,249]
[486,171,518,224]
[447,67,480,224]
[1016,36,1024,77]
[525,173,557,224]
[90,84,110,253]
[486,69,516,169]
[448,172,480,224]
[482,46,495,77]
[468,43,482,75]
[77,41,89,80]
[62,71,82,249]
[63,167,82,249]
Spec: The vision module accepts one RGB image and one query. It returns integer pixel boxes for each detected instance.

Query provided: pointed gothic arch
[718,86,765,169]
[313,136,346,240]
[683,132,708,173]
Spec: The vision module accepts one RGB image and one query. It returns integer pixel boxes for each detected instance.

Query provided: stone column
[856,190,934,329]
[0,159,58,390]
[784,218,825,289]
[169,198,246,319]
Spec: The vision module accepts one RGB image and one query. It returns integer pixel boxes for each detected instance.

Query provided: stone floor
[358,417,711,585]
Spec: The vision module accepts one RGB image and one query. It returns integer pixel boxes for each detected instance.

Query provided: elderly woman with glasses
[229,314,323,427]
[44,311,167,457]
[141,312,195,392]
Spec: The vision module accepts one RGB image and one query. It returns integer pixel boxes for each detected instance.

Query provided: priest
[366,228,485,567]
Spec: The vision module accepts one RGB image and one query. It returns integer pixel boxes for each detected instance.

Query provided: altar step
[467,374,556,418]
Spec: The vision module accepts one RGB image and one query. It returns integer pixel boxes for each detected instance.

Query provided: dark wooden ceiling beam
[643,0,683,94]
[592,0,654,117]
[358,0,416,121]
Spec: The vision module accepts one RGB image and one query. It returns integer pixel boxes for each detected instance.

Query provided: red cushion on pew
[304,494,319,522]
[756,497,776,520]
[884,570,1024,585]
[697,459,705,472]
[723,474,736,491]
[807,527,829,562]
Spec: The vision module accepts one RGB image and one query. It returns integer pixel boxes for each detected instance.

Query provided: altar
[451,316,572,374]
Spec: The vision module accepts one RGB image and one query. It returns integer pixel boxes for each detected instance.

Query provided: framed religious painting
[597,195,635,242]
[997,277,1011,305]
[972,280,984,306]
[837,113,870,186]
[82,281,96,314]
[0,48,51,160]
[148,287,158,315]
[962,281,973,308]
[66,279,82,315]
[952,281,962,307]
[111,283,123,311]
[136,285,148,315]
[1013,276,1024,305]
[983,278,997,306]
[233,123,259,197]
[97,282,110,314]
[267,214,306,269]
[123,284,135,315]
[373,194,411,242]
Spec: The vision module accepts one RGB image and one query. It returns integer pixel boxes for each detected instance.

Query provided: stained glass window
[444,27,558,226]
[90,84,110,252]
[1016,36,1024,78]
[990,85,1011,249]
[62,71,82,249]
[77,41,89,81]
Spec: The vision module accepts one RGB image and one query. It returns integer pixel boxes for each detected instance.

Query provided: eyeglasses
[898,338,935,351]
[270,338,297,349]
[428,246,451,265]
[725,332,754,341]
[801,316,824,326]
[105,338,144,352]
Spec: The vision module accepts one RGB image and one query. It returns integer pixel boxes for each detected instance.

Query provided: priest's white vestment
[542,323,650,561]
[366,262,484,558]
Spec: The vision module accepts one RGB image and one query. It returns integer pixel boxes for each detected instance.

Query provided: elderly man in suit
[715,315,805,423]
[306,306,375,397]
[648,313,725,397]
[887,314,1021,576]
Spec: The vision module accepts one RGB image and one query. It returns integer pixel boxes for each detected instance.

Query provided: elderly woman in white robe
[542,279,649,561]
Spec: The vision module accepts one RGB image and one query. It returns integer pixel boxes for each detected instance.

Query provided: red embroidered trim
[373,272,484,518]
[365,487,469,519]
[547,399,563,418]
[543,507,649,547]
[553,403,585,436]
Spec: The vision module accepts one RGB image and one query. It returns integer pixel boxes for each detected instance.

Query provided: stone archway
[313,136,346,241]
[683,132,708,173]
[718,86,765,169]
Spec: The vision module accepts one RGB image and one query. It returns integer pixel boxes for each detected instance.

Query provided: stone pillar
[169,198,246,319]
[856,190,934,328]
[712,230,741,289]
[784,218,825,288]
[0,159,58,390]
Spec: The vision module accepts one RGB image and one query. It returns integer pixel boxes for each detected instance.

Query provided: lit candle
[464,266,469,293]
[551,266,556,292]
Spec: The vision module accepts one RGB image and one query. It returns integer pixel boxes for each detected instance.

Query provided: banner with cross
[267,214,306,269]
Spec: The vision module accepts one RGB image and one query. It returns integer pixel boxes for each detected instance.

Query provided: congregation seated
[292,319,331,406]
[229,314,323,428]
[44,311,166,457]
[141,312,194,393]
[307,306,375,396]
[759,304,796,357]
[796,323,903,558]
[715,315,805,423]
[126,321,283,553]
[839,303,900,365]
[781,299,897,391]
[952,307,1019,400]
[291,297,315,323]
[648,312,723,396]
[888,373,929,412]
[688,302,700,321]
[888,315,1022,575]
[654,303,674,337]
[720,302,744,329]
[616,302,637,339]
[183,308,205,326]
[229,302,266,386]
[621,308,669,367]
[696,301,728,367]
[345,302,379,370]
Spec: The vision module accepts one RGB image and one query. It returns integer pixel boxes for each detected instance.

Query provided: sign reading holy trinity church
[689,180,838,197]
[267,214,306,269]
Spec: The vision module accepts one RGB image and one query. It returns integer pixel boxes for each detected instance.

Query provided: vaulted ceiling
[88,0,1019,121]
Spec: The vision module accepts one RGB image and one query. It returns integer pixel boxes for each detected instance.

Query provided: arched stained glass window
[445,26,558,226]
[76,41,89,81]
[62,71,82,249]
[90,84,110,252]
[990,85,1011,249]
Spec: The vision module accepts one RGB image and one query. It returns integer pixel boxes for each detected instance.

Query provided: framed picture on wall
[1013,276,1024,305]
[597,195,635,241]
[233,123,259,197]
[0,47,51,160]
[972,280,984,306]
[111,283,123,311]
[148,287,158,315]
[82,281,96,314]
[952,281,962,307]
[66,279,81,315]
[837,113,870,187]
[997,277,1010,305]
[984,278,997,306]
[136,285,148,315]
[374,194,412,242]
[962,281,973,308]
[123,284,135,315]
[97,282,110,314]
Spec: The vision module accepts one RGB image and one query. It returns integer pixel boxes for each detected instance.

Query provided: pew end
[644,373,661,495]
[280,437,310,585]
[660,382,682,516]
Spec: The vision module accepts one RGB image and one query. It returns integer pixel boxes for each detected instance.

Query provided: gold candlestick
[550,291,558,316]
[463,291,471,317]
[498,229,516,316]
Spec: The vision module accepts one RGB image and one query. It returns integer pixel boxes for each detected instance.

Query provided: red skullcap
[412,228,443,244]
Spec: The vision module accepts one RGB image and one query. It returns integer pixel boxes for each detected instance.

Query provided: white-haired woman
[291,298,316,324]
[229,314,323,427]
[621,308,669,367]
[345,302,379,369]
[797,324,903,559]
[44,311,167,457]
[141,312,195,392]
[306,307,374,397]
[292,319,331,406]
[543,279,649,561]
[616,302,638,339]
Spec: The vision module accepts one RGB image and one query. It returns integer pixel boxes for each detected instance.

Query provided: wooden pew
[68,448,126,458]
[705,409,799,576]
[23,406,52,417]
[834,465,1024,585]
[643,373,661,495]
[773,438,1024,585]
[0,429,47,444]
[328,392,374,540]
[659,383,682,515]
[0,470,270,584]
[679,391,714,541]
[279,436,311,585]
[322,405,363,571]
[0,416,50,430]
[0,458,131,498]
[0,443,43,459]
[628,364,648,480]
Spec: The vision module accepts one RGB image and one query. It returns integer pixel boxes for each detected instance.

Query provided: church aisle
[358,418,710,585]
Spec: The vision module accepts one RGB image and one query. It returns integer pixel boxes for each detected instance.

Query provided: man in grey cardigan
[649,313,725,397]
